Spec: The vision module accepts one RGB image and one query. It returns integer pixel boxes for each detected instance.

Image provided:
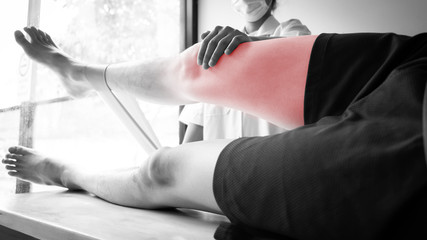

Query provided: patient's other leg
[2,142,231,213]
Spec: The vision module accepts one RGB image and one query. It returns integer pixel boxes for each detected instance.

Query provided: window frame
[179,0,199,144]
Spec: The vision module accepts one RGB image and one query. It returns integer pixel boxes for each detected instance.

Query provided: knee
[145,147,179,187]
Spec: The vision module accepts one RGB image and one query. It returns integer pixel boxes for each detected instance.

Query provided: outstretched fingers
[200,30,211,40]
[202,29,231,68]
[197,26,251,69]
[197,26,221,68]
[225,35,248,55]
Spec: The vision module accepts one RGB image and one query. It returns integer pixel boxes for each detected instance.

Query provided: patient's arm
[15,27,317,128]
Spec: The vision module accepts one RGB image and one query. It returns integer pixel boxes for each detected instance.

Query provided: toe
[5,165,17,170]
[30,26,39,34]
[14,30,30,47]
[45,34,57,47]
[30,26,43,40]
[8,171,19,177]
[5,153,22,160]
[2,158,16,164]
[37,29,47,43]
[9,146,30,155]
[24,27,38,43]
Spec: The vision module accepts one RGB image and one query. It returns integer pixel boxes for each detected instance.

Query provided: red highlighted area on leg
[177,35,317,129]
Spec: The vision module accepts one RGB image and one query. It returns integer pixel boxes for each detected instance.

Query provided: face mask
[231,0,270,22]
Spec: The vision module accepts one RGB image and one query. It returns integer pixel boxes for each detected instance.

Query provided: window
[0,0,184,194]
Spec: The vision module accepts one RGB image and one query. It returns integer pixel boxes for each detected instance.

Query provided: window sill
[0,190,227,240]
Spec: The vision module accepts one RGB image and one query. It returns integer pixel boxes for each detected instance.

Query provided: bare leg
[2,141,231,213]
[15,27,317,128]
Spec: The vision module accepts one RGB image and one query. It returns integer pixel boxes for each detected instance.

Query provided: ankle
[66,60,86,82]
[84,64,110,90]
[61,168,80,190]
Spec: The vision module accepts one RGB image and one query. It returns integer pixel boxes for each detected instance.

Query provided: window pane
[0,1,28,109]
[0,0,181,192]
[36,0,181,101]
[33,97,143,168]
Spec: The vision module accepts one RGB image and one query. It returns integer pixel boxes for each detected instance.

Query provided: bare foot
[15,27,92,97]
[2,146,71,188]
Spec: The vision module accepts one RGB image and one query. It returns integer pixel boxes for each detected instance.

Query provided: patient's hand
[197,26,251,69]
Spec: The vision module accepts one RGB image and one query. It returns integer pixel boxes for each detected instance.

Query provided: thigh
[179,35,317,129]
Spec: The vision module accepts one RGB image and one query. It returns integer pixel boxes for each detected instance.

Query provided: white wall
[198,0,427,37]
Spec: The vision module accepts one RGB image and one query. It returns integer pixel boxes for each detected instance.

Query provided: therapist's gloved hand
[197,26,251,69]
